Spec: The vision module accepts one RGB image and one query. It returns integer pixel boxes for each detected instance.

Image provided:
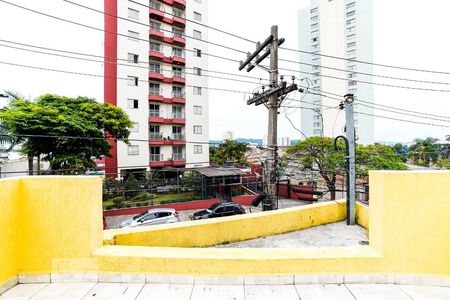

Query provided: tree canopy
[209,139,250,165]
[285,137,407,199]
[0,94,132,173]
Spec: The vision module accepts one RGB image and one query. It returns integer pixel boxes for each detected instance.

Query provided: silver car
[119,208,180,228]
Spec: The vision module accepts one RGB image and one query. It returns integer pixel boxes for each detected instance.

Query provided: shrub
[111,196,125,208]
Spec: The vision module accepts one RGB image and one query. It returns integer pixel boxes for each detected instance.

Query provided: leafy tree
[209,139,250,165]
[0,94,132,174]
[286,137,407,200]
[407,137,440,167]
[123,174,140,199]
[391,143,408,162]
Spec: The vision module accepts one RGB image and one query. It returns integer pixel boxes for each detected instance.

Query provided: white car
[119,208,180,228]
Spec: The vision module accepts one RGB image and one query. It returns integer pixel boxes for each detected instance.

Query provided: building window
[347,26,356,33]
[172,86,183,98]
[346,2,355,9]
[173,28,184,38]
[194,145,202,154]
[127,76,138,86]
[310,7,318,14]
[313,115,321,120]
[193,67,202,76]
[127,30,139,42]
[150,42,162,52]
[312,37,318,42]
[128,145,139,155]
[347,41,356,48]
[314,122,321,127]
[311,30,319,36]
[193,125,202,134]
[150,62,161,74]
[130,122,139,132]
[172,47,183,57]
[347,18,356,25]
[193,86,202,95]
[127,98,138,109]
[128,53,139,64]
[313,129,321,135]
[193,12,202,21]
[150,1,161,10]
[348,72,357,78]
[173,9,184,18]
[150,21,161,30]
[311,44,319,50]
[311,23,318,30]
[128,8,139,20]
[172,66,183,78]
[194,0,202,3]
[194,48,202,57]
[347,33,356,40]
[348,80,357,86]
[347,49,356,56]
[149,82,160,95]
[193,105,202,115]
[310,15,318,22]
[347,11,355,18]
[193,30,202,39]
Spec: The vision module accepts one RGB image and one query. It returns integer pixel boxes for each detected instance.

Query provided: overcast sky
[0,0,449,143]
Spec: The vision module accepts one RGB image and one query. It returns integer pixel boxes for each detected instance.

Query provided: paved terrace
[2,282,450,299]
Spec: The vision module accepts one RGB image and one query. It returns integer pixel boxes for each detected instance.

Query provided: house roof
[196,167,244,177]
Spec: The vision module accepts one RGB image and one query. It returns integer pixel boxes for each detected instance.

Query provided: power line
[0,60,249,95]
[279,57,450,86]
[0,38,269,82]
[279,47,450,76]
[5,0,450,93]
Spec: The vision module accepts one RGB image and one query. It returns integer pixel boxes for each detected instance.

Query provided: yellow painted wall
[356,202,369,229]
[0,176,102,285]
[109,200,347,247]
[1,171,450,281]
[0,179,21,284]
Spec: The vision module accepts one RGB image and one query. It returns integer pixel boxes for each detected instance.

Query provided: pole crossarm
[238,35,273,71]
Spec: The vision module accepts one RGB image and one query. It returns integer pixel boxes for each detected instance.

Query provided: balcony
[149,109,164,123]
[149,28,164,40]
[171,133,186,145]
[172,153,186,166]
[149,45,164,61]
[172,91,185,104]
[171,70,186,84]
[149,154,165,167]
[149,6,164,20]
[149,67,164,81]
[149,89,164,102]
[172,34,186,46]
[173,0,186,10]
[172,15,186,28]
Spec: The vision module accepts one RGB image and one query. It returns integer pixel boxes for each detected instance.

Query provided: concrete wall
[1,171,449,284]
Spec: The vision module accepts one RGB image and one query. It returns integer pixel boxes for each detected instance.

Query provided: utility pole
[344,93,356,225]
[239,25,297,210]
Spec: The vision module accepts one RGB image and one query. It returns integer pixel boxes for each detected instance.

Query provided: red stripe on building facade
[104,0,118,176]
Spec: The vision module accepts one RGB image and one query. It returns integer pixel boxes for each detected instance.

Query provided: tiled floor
[1,283,449,300]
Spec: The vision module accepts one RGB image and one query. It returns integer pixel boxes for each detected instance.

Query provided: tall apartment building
[104,0,209,177]
[298,0,374,145]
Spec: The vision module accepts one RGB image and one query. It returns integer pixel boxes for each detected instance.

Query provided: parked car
[192,202,245,220]
[119,208,180,228]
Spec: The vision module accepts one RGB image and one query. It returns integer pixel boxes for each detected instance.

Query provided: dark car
[192,202,245,220]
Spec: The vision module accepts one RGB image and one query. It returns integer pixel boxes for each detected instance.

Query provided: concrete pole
[267,25,279,210]
[345,94,356,225]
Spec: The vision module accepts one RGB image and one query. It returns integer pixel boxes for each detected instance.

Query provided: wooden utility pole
[239,25,297,210]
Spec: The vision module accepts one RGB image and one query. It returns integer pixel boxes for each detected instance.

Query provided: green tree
[0,94,132,174]
[407,137,440,167]
[391,143,408,162]
[286,137,407,200]
[123,174,140,199]
[209,139,250,165]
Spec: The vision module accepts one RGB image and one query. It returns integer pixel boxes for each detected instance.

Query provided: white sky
[0,0,449,143]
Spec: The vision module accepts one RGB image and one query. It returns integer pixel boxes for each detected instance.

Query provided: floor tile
[136,284,193,300]
[295,284,355,300]
[0,284,48,300]
[30,283,95,300]
[245,285,300,300]
[345,283,410,300]
[397,284,450,300]
[83,283,144,299]
[190,284,244,300]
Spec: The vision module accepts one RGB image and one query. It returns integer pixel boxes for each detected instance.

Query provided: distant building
[278,137,291,147]
[298,0,374,144]
[103,0,210,177]
[223,131,234,141]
